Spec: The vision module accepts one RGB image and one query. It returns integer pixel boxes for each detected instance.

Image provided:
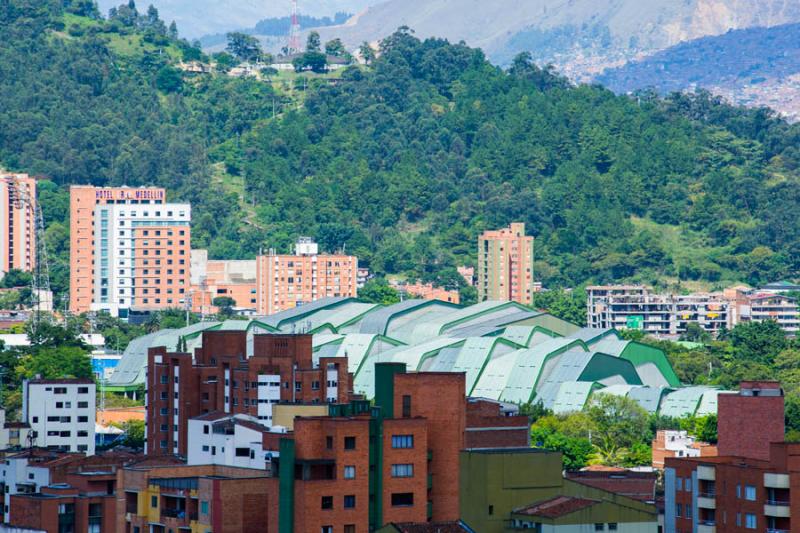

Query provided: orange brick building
[69,186,190,317]
[399,282,460,304]
[0,172,37,274]
[477,223,535,305]
[255,238,358,315]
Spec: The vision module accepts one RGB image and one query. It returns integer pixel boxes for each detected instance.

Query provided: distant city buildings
[0,172,36,276]
[652,429,717,469]
[0,408,31,450]
[69,185,191,318]
[588,284,800,337]
[477,222,535,305]
[393,280,460,304]
[23,378,96,455]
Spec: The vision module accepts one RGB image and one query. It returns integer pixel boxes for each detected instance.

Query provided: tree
[584,393,651,466]
[359,41,376,65]
[533,289,587,326]
[729,320,787,364]
[16,346,93,381]
[155,66,182,92]
[213,296,236,317]
[358,278,400,305]
[293,52,327,73]
[680,322,711,343]
[324,38,346,57]
[119,419,145,448]
[306,31,321,53]
[226,32,263,63]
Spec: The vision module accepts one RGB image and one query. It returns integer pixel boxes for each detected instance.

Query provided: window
[391,464,414,478]
[608,524,618,531]
[676,504,682,518]
[78,387,89,394]
[392,435,414,449]
[321,527,333,533]
[594,525,604,532]
[344,526,355,533]
[344,466,355,479]
[745,485,756,501]
[77,401,88,408]
[344,436,356,450]
[78,416,88,423]
[676,477,683,491]
[321,496,333,510]
[201,501,209,515]
[54,387,67,394]
[391,493,414,507]
[151,496,158,508]
[344,495,356,509]
[402,395,411,418]
[745,513,757,529]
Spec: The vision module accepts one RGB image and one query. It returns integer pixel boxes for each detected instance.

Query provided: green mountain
[3,1,800,302]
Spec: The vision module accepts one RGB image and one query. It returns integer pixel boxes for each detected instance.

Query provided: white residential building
[22,379,96,455]
[0,452,50,522]
[0,409,31,450]
[186,413,283,470]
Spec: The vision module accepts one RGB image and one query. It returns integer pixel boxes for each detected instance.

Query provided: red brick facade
[717,381,784,461]
[465,399,530,449]
[146,332,352,456]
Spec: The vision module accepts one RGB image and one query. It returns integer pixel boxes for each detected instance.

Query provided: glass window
[391,435,414,449]
[343,466,355,479]
[321,496,333,510]
[745,485,756,501]
[745,513,757,529]
[391,493,414,507]
[391,464,414,478]
[343,495,355,509]
[344,436,356,450]
[201,501,208,514]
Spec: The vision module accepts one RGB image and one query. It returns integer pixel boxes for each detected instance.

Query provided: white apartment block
[0,453,50,522]
[0,409,31,450]
[587,285,733,337]
[186,414,283,470]
[22,379,96,455]
[91,202,191,317]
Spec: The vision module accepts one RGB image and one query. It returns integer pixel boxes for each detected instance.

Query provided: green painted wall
[459,450,657,533]
[278,438,295,533]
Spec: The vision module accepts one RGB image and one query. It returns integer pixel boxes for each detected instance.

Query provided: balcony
[697,465,716,481]
[698,493,716,509]
[765,473,790,489]
[697,523,716,533]
[764,501,791,518]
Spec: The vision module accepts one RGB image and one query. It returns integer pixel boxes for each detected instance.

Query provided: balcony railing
[699,492,716,498]
[161,508,188,519]
[766,500,791,506]
[766,529,790,533]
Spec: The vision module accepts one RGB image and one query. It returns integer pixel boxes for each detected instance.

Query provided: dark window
[326,436,333,449]
[344,526,355,533]
[344,436,356,450]
[391,493,414,507]
[77,387,89,394]
[151,496,158,508]
[235,448,250,457]
[321,496,333,510]
[203,425,209,434]
[402,395,412,418]
[344,495,356,509]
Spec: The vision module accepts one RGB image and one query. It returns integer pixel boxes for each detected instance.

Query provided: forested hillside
[3,1,800,301]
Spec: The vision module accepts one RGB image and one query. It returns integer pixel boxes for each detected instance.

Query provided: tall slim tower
[287,0,301,54]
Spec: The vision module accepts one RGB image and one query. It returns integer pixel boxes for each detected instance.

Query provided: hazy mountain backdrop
[94,0,383,38]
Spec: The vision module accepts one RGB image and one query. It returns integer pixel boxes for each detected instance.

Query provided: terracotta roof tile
[512,496,599,519]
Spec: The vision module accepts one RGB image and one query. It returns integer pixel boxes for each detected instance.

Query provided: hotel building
[69,186,190,317]
[477,223,535,305]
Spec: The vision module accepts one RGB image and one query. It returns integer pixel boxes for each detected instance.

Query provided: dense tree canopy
[4,4,800,303]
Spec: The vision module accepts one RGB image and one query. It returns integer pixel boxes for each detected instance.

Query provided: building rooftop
[512,496,600,519]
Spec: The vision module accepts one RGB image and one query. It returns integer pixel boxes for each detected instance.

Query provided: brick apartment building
[117,463,277,533]
[190,238,359,316]
[0,171,37,274]
[145,331,351,456]
[665,381,792,533]
[477,223,535,305]
[255,238,358,315]
[2,449,179,533]
[69,185,191,317]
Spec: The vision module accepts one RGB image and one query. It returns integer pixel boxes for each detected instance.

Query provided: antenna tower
[8,177,50,346]
[287,0,302,54]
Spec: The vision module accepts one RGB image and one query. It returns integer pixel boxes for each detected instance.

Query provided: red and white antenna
[287,0,301,54]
